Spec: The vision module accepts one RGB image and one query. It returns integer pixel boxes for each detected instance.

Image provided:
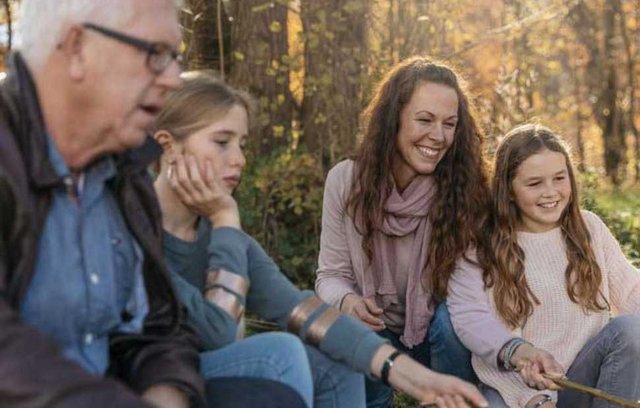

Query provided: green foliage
[235,150,325,289]
[580,172,640,266]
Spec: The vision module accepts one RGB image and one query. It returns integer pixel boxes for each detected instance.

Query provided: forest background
[1,0,639,290]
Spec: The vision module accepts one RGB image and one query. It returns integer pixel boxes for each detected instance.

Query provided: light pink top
[315,160,434,346]
[448,210,640,407]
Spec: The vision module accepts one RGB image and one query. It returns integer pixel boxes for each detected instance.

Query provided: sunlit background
[1,0,638,344]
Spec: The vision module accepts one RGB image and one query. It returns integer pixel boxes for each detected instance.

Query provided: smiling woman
[315,55,490,408]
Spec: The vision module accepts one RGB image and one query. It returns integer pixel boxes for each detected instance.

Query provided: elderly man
[0,1,310,407]
[0,0,205,407]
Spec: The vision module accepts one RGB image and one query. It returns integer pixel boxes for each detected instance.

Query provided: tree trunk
[570,0,626,184]
[617,0,640,181]
[300,0,368,171]
[574,66,586,172]
[182,0,229,72]
[228,0,294,157]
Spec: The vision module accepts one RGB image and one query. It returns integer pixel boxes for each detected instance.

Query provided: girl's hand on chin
[167,154,241,229]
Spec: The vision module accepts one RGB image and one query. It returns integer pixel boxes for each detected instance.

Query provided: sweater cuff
[351,331,388,376]
[319,315,387,376]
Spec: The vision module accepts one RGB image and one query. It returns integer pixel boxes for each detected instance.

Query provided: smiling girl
[448,124,640,408]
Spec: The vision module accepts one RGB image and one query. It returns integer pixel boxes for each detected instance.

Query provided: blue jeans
[305,345,366,407]
[365,302,477,408]
[481,314,640,408]
[200,332,314,407]
[200,332,366,408]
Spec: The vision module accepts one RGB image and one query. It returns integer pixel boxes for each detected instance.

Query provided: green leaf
[233,51,245,61]
[269,21,283,33]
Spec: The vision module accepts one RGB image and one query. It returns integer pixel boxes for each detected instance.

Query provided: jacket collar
[1,52,59,189]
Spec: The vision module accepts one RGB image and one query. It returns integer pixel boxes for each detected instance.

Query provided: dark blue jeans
[482,314,640,408]
[365,302,477,408]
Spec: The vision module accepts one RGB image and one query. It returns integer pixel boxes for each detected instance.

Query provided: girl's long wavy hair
[481,124,609,329]
[347,56,490,301]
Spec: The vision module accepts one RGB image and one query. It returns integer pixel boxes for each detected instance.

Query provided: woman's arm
[447,253,515,367]
[315,162,358,308]
[245,234,487,407]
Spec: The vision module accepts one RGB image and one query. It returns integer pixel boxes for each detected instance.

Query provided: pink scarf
[348,173,436,347]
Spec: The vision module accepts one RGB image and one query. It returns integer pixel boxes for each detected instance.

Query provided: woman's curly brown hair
[480,124,609,329]
[346,56,490,301]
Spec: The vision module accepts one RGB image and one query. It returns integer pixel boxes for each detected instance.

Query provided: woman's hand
[167,154,241,228]
[372,345,488,408]
[341,294,385,331]
[511,343,564,391]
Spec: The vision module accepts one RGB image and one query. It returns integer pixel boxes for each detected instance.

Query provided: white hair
[15,0,183,70]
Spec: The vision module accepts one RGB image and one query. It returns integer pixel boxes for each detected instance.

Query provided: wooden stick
[543,373,640,408]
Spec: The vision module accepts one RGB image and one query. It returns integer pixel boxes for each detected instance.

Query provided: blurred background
[1,0,638,292]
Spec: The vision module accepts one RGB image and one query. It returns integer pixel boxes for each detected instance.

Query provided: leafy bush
[580,171,640,266]
[236,149,325,289]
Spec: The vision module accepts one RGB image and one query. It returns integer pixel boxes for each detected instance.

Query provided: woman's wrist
[370,344,397,378]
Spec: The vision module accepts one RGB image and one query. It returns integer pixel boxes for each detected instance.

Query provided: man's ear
[153,130,177,155]
[58,25,86,80]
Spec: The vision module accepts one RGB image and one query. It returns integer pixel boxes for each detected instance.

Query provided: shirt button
[111,237,121,246]
[84,333,94,345]
[89,273,99,285]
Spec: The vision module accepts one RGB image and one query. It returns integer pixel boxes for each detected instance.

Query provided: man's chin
[116,128,151,151]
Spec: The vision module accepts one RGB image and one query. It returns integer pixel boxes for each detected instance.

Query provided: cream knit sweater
[452,211,640,407]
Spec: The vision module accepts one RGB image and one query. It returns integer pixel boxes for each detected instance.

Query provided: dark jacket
[0,53,205,408]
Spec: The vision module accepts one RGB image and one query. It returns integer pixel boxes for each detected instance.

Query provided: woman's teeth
[417,146,438,158]
[539,201,559,208]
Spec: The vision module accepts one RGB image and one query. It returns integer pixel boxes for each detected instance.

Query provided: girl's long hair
[482,124,608,329]
[347,56,490,301]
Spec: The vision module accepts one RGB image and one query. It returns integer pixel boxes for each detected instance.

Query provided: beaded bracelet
[501,338,528,371]
[380,350,402,386]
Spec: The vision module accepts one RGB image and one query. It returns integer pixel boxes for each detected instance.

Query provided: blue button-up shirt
[20,136,149,374]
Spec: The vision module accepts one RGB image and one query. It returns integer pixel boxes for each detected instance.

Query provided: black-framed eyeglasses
[83,23,182,75]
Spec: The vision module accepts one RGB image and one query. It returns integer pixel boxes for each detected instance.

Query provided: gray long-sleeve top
[163,220,386,375]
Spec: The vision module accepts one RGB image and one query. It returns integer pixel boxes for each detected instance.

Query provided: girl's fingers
[459,383,488,408]
[174,155,191,191]
[185,154,207,196]
[441,394,456,408]
[453,394,469,408]
[168,161,193,203]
